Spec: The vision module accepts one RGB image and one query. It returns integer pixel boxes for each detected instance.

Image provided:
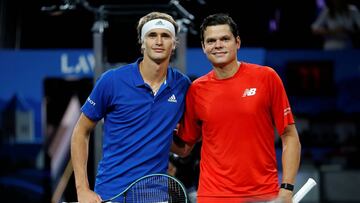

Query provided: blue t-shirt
[81,58,191,200]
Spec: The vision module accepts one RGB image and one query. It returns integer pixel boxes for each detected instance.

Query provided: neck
[140,58,168,82]
[213,61,241,79]
[139,59,167,94]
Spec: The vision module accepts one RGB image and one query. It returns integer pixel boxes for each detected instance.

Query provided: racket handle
[292,178,317,203]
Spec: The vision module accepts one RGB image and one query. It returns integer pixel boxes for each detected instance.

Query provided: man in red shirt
[172,13,301,203]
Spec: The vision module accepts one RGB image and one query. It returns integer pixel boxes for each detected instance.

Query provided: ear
[236,36,241,49]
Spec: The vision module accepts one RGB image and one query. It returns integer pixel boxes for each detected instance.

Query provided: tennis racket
[102,173,188,203]
[292,178,317,203]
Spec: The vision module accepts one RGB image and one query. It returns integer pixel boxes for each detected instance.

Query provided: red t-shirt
[178,62,295,202]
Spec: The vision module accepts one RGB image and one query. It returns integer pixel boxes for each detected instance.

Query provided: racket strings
[124,175,186,203]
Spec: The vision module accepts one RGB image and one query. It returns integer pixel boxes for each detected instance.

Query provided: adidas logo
[155,20,164,26]
[168,94,177,103]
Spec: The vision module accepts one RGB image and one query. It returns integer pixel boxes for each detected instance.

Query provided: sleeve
[268,68,295,136]
[178,85,202,145]
[81,70,113,121]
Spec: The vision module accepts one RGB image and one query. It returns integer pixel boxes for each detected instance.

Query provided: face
[202,24,240,68]
[142,28,175,63]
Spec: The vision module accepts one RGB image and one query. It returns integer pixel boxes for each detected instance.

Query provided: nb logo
[242,88,257,97]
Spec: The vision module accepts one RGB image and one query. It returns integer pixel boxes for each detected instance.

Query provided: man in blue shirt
[71,11,191,203]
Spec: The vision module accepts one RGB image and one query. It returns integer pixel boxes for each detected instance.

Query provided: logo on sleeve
[87,97,96,106]
[284,107,291,116]
[242,88,257,97]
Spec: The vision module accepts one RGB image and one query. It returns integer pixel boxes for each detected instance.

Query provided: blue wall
[0,50,94,140]
[0,48,359,141]
[265,50,360,114]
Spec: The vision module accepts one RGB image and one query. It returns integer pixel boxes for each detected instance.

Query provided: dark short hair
[200,13,239,44]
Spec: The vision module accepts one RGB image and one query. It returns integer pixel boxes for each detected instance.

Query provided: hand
[274,188,293,203]
[77,187,102,203]
[173,123,180,136]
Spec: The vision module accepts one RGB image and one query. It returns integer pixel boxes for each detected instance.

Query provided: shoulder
[242,62,278,77]
[185,71,213,95]
[93,63,137,91]
[112,62,137,75]
[240,62,284,87]
[191,71,213,85]
[101,62,137,80]
[168,67,191,85]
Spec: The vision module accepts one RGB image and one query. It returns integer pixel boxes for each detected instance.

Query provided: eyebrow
[147,30,172,36]
[206,35,232,41]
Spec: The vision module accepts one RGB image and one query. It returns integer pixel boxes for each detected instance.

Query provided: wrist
[280,183,294,191]
[76,184,90,192]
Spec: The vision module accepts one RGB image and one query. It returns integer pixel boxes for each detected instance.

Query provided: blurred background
[0,0,360,202]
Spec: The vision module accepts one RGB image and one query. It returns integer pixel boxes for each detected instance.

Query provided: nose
[214,39,223,48]
[155,35,163,45]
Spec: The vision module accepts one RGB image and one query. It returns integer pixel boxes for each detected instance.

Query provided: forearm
[276,125,301,202]
[281,125,301,184]
[282,143,301,184]
[71,128,91,191]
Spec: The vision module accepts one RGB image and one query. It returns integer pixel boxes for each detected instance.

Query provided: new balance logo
[168,94,177,103]
[242,88,257,97]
